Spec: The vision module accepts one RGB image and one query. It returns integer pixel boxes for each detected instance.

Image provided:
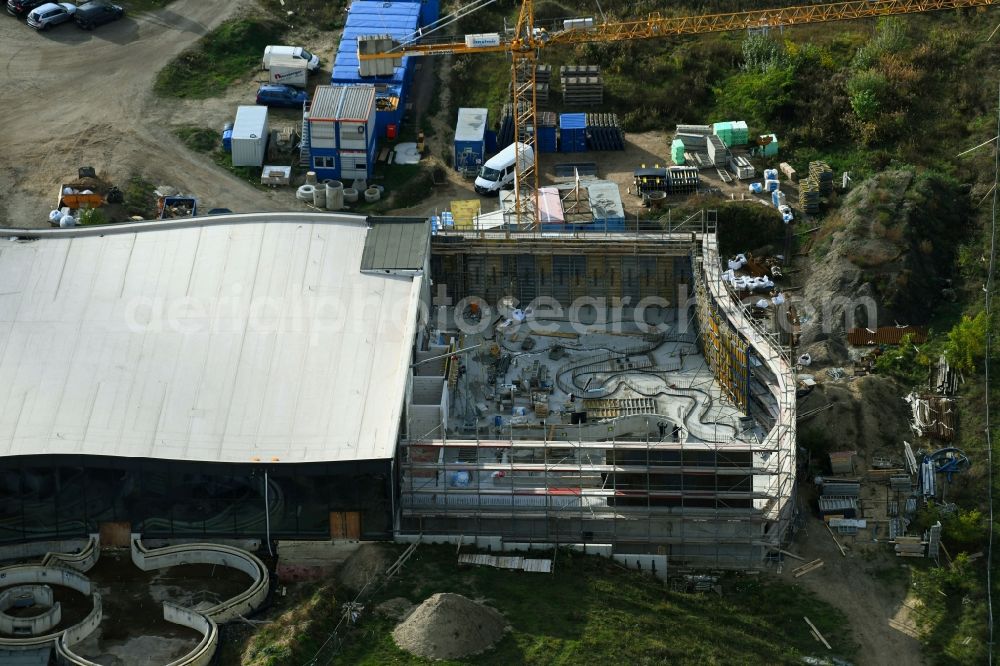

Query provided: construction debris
[793,559,825,577]
[804,616,832,650]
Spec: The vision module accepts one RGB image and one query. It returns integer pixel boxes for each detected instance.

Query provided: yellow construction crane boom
[361,0,997,225]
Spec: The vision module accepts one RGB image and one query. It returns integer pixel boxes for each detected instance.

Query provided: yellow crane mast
[361,0,997,225]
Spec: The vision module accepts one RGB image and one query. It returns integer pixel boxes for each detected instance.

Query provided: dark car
[255,84,309,109]
[74,0,122,29]
[6,0,47,17]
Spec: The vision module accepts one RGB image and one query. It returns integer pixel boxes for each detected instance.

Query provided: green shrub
[154,18,284,99]
[944,312,989,373]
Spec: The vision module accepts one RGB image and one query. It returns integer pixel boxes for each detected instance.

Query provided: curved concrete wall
[162,602,218,666]
[0,565,91,596]
[0,601,61,637]
[130,535,269,623]
[0,585,60,636]
[54,593,103,665]
[0,538,94,566]
[40,534,100,573]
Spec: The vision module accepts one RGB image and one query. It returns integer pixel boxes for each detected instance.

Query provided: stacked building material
[585,113,625,150]
[712,120,749,148]
[809,161,834,195]
[559,113,588,152]
[779,161,797,182]
[560,65,603,105]
[536,111,558,153]
[513,62,552,106]
[729,155,755,180]
[676,124,712,135]
[671,139,685,165]
[633,166,699,195]
[799,175,820,213]
[706,135,727,167]
[760,133,779,157]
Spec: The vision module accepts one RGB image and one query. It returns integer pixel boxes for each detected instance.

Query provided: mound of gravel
[392,593,508,660]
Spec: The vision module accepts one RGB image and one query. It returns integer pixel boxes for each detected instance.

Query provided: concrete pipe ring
[363,187,381,203]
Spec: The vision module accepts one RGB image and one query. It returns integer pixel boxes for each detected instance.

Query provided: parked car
[255,84,309,109]
[26,1,75,29]
[6,0,47,17]
[73,0,122,29]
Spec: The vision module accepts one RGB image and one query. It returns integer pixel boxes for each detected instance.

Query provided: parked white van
[262,45,321,72]
[474,143,534,195]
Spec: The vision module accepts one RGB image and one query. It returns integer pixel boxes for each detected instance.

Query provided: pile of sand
[392,593,508,660]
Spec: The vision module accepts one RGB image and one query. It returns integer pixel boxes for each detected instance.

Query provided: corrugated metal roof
[847,325,928,346]
[310,86,343,120]
[232,105,268,139]
[340,85,375,121]
[0,215,422,464]
[455,108,488,142]
[310,85,375,121]
[361,217,429,272]
[559,113,586,129]
[332,1,420,84]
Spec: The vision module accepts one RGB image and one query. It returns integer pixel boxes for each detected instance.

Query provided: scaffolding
[398,211,797,570]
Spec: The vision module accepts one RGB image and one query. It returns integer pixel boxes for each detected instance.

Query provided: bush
[874,333,932,384]
[944,312,989,373]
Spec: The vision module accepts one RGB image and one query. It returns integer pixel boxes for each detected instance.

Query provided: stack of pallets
[512,62,551,106]
[799,175,821,213]
[809,161,834,195]
[560,65,603,106]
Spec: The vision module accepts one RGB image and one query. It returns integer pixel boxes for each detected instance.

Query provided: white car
[27,1,75,29]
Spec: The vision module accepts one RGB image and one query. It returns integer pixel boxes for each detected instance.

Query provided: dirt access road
[0,0,298,228]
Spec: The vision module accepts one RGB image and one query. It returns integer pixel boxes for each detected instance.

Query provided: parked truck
[264,53,309,88]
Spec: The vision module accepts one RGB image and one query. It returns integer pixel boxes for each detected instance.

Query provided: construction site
[0,0,997,663]
[399,215,796,569]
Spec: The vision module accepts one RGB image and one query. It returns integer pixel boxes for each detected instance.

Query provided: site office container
[308,85,377,180]
[454,107,488,172]
[231,106,269,167]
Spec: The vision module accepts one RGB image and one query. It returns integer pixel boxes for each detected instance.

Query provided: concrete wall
[0,539,91,565]
[612,554,668,580]
[161,602,218,666]
[0,566,91,596]
[0,601,61,637]
[130,536,269,624]
[0,534,99,573]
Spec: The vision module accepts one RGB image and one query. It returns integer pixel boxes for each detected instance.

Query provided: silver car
[26,2,76,30]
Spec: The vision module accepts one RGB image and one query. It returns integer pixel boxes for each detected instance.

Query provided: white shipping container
[465,32,501,48]
[231,106,269,167]
[267,54,308,88]
[563,18,594,30]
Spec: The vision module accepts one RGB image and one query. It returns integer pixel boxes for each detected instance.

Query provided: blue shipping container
[559,113,588,153]
[537,126,557,153]
[454,107,488,172]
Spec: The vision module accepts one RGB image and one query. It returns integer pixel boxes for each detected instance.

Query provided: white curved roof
[0,214,423,463]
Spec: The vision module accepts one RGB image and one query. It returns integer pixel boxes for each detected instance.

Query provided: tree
[945,312,989,373]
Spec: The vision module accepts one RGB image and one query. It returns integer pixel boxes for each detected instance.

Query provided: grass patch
[324,544,856,665]
[175,126,220,153]
[260,0,348,30]
[154,17,284,99]
[172,125,266,186]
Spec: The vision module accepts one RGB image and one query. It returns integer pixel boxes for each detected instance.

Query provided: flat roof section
[0,216,423,463]
[361,217,430,272]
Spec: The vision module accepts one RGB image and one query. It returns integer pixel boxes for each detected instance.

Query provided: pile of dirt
[392,593,508,660]
[798,374,911,459]
[336,543,392,593]
[798,169,969,363]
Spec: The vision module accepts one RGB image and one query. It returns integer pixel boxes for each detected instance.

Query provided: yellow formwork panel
[450,200,481,230]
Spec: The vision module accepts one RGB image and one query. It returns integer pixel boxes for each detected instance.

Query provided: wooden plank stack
[894,535,926,558]
[809,161,834,195]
